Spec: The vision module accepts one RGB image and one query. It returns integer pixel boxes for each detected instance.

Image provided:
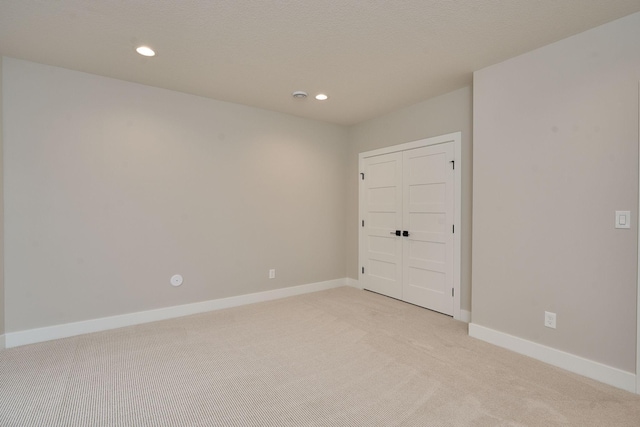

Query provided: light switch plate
[615,211,631,229]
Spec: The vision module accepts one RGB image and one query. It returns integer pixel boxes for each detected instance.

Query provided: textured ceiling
[1,1,639,125]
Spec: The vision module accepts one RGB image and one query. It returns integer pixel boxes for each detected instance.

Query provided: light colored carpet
[1,286,639,426]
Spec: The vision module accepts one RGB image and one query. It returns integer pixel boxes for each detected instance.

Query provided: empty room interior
[1,1,640,425]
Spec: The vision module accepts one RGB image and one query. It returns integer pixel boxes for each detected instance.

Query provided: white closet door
[361,152,403,299]
[402,143,454,315]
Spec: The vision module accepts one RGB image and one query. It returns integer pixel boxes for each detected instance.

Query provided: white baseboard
[345,277,362,289]
[469,323,636,393]
[5,278,347,349]
[0,334,5,350]
[459,310,471,323]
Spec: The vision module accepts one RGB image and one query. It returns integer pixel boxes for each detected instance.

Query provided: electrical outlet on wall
[615,211,631,229]
[544,311,557,329]
[269,269,276,279]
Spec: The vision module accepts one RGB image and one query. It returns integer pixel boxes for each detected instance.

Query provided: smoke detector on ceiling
[292,91,308,99]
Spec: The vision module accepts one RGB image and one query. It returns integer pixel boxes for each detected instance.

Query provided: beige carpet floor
[1,286,639,426]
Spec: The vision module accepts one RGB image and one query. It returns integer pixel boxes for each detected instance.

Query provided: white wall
[472,12,640,373]
[3,58,348,333]
[346,86,473,312]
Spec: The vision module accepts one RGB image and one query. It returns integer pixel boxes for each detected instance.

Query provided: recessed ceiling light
[315,94,328,101]
[292,91,308,99]
[136,46,155,57]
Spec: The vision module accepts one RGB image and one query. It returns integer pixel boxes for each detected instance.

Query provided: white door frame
[359,132,462,320]
[636,82,640,394]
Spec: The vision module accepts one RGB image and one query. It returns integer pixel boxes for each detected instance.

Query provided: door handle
[390,230,401,236]
[402,230,410,237]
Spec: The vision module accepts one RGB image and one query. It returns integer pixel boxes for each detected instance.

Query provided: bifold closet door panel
[361,152,403,300]
[402,143,454,315]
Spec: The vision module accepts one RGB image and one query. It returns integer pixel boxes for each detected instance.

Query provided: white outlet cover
[544,311,556,329]
[615,211,631,229]
[170,274,183,287]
